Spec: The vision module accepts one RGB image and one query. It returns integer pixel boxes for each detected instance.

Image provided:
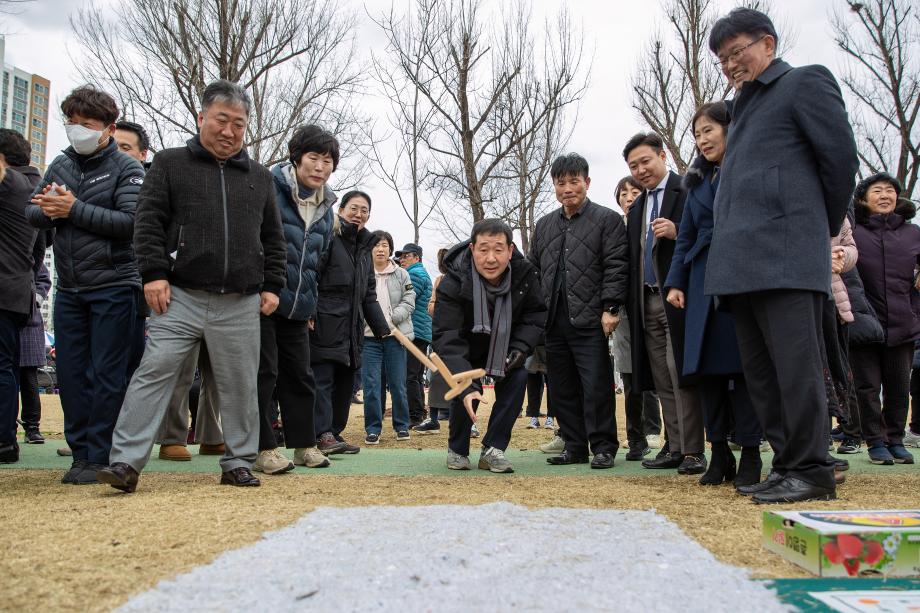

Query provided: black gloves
[504,349,526,372]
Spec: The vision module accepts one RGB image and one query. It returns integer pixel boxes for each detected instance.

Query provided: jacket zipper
[69,171,85,292]
[289,222,309,318]
[219,162,229,293]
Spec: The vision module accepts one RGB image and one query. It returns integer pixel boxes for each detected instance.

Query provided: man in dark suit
[705,8,859,503]
[624,133,705,474]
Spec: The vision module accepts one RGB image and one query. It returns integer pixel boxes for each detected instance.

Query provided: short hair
[437,247,449,274]
[614,175,643,202]
[0,128,32,166]
[690,101,731,135]
[201,79,251,116]
[339,190,372,211]
[550,153,589,180]
[371,230,394,255]
[470,218,513,245]
[115,120,150,152]
[854,172,902,203]
[709,8,778,54]
[61,85,119,125]
[623,132,664,161]
[288,125,340,170]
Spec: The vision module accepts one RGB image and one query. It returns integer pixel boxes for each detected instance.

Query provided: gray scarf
[471,258,513,377]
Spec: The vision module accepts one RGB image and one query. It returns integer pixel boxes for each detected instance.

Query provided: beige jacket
[831,217,858,323]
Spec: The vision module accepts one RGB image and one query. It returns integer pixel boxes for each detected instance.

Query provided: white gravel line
[118,503,790,613]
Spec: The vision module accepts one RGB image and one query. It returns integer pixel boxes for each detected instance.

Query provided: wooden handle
[390,327,437,372]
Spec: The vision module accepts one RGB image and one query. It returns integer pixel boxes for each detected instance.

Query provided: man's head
[396,243,422,268]
[61,85,119,156]
[0,128,32,167]
[288,124,340,190]
[709,8,778,91]
[114,121,150,163]
[624,132,668,190]
[338,190,372,230]
[550,153,591,209]
[197,79,251,160]
[469,218,514,285]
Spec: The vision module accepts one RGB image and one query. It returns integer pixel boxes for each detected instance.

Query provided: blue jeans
[362,336,410,434]
[55,286,138,464]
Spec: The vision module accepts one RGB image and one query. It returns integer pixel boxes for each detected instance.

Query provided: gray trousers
[155,343,223,446]
[643,290,704,455]
[110,287,260,472]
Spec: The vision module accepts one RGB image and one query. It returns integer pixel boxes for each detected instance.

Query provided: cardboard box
[762,510,920,577]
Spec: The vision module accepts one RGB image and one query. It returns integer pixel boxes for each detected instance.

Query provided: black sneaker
[396,430,411,441]
[73,462,107,485]
[62,459,88,483]
[24,429,44,444]
[830,425,845,441]
[333,433,361,454]
[412,419,440,434]
[0,442,19,463]
[364,433,380,445]
[836,438,861,454]
[625,445,651,461]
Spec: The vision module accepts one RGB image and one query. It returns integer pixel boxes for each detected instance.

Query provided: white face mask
[65,123,105,155]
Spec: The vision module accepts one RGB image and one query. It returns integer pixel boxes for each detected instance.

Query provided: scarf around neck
[471,258,513,377]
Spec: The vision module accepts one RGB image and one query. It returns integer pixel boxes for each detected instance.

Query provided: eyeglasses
[713,35,766,67]
[344,204,370,217]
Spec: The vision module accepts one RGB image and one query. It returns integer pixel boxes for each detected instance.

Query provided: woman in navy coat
[664,102,762,487]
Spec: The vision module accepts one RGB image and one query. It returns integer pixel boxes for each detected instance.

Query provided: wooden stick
[390,327,438,372]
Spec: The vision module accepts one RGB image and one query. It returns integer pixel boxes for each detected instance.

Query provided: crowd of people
[1,8,918,504]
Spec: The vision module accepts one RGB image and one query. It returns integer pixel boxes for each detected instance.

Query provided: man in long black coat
[705,8,859,503]
[624,133,705,474]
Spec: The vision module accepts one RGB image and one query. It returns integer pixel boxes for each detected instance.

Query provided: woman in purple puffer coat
[851,173,920,466]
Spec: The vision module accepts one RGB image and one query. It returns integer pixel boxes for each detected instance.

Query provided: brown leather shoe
[199,443,226,455]
[220,467,261,487]
[158,444,192,461]
[97,462,140,493]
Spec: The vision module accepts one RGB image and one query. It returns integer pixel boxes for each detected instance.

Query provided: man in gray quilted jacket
[27,86,145,485]
[528,153,628,469]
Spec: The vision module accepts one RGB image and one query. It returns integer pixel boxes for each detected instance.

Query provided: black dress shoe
[642,451,683,469]
[736,470,783,496]
[97,462,140,493]
[591,452,615,469]
[678,454,707,475]
[220,467,261,487]
[625,445,651,461]
[546,450,589,465]
[0,442,19,463]
[62,459,88,484]
[833,457,849,472]
[751,476,835,504]
[24,429,44,444]
[74,462,106,485]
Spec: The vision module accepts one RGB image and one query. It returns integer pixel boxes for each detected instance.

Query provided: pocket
[762,165,783,220]
[313,310,348,348]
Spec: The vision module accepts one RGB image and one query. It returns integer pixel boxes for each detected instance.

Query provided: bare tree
[631,0,788,173]
[374,0,587,228]
[832,0,919,200]
[70,0,365,172]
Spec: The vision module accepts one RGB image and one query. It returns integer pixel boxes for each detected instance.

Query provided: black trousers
[448,366,527,456]
[623,373,662,445]
[0,309,25,446]
[406,338,429,423]
[730,290,834,489]
[699,375,761,446]
[850,341,913,447]
[313,361,355,437]
[257,314,316,450]
[524,372,550,417]
[18,366,40,429]
[545,307,618,456]
[910,366,920,434]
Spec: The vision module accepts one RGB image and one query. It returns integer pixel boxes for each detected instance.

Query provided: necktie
[644,189,661,287]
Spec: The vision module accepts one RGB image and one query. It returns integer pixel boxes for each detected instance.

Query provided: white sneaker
[470,424,480,438]
[447,449,471,470]
[645,434,662,449]
[293,447,330,468]
[478,446,514,473]
[760,440,772,453]
[903,429,920,448]
[253,449,295,474]
[543,417,555,430]
[526,417,540,429]
[540,435,565,454]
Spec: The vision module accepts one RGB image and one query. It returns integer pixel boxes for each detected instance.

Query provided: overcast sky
[1,0,846,273]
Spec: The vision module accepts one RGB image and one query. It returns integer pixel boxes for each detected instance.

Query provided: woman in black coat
[310,191,389,454]
[664,102,762,487]
[850,174,920,465]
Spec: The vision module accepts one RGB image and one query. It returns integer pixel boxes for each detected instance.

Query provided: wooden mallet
[390,327,485,422]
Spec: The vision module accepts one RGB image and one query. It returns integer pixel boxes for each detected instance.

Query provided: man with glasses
[704,8,859,503]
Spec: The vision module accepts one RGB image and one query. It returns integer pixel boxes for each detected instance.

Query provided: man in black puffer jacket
[26,86,144,484]
[529,153,628,469]
[98,80,286,493]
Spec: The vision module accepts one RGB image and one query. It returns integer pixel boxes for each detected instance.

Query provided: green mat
[766,578,920,611]
[3,440,918,477]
